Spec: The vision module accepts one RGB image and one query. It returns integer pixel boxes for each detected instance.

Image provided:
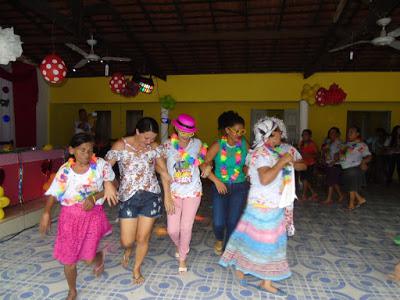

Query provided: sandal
[93,251,105,277]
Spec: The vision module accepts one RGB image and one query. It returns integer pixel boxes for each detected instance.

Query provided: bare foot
[259,281,278,293]
[121,249,132,268]
[93,251,105,277]
[66,289,77,300]
[133,269,145,284]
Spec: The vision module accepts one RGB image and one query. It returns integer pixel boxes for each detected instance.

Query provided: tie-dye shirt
[339,141,371,169]
[45,158,115,206]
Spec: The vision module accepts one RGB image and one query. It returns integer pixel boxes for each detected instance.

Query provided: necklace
[55,155,97,202]
[220,136,242,182]
[265,144,291,192]
[171,134,208,167]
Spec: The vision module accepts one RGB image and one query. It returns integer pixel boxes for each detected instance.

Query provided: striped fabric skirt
[219,205,291,281]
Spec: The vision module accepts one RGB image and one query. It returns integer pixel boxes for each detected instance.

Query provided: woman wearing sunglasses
[163,114,210,273]
[205,111,249,255]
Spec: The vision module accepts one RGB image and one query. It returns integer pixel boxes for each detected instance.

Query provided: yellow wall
[49,72,400,147]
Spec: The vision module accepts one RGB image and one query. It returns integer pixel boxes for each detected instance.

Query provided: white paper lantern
[0,27,23,65]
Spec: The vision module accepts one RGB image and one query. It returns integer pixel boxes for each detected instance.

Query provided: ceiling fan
[65,35,132,70]
[329,17,400,53]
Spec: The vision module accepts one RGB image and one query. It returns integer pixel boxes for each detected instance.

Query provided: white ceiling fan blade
[74,59,88,69]
[65,43,88,57]
[389,40,400,50]
[329,40,371,53]
[102,56,131,62]
[388,27,400,38]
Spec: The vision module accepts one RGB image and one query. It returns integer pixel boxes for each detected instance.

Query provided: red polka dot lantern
[39,54,67,84]
[109,73,126,94]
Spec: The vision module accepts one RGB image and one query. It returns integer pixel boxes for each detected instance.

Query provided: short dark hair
[302,129,312,136]
[327,126,340,137]
[69,133,94,148]
[79,108,87,114]
[218,111,245,130]
[135,117,159,134]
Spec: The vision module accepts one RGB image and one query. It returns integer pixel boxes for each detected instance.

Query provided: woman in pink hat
[163,113,210,273]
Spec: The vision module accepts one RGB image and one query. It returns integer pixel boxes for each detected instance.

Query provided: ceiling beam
[22,28,329,44]
[99,0,166,80]
[303,0,400,78]
[15,0,166,80]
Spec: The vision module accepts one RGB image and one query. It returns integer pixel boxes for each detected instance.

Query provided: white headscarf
[253,116,288,148]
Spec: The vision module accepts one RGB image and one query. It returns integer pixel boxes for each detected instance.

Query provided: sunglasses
[228,127,246,136]
[177,130,195,138]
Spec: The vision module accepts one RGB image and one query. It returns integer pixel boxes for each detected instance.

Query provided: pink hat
[172,114,197,133]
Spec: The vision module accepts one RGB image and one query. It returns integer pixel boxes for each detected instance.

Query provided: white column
[299,100,309,137]
[160,107,169,143]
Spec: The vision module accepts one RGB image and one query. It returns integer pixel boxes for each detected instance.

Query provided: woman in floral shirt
[106,117,173,284]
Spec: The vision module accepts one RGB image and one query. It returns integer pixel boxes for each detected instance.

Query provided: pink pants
[167,195,201,261]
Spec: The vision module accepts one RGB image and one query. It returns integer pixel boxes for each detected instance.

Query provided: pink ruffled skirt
[54,204,112,265]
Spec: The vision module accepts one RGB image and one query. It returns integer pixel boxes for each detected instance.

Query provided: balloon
[43,144,53,151]
[109,73,126,94]
[0,196,10,208]
[39,54,67,84]
[0,208,4,220]
[0,186,3,197]
[2,115,10,123]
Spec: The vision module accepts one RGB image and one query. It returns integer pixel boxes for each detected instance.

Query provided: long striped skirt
[219,205,291,281]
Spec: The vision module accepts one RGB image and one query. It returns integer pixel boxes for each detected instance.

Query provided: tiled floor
[0,184,399,299]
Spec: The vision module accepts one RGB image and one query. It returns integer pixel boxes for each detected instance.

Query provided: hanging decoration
[2,115,10,123]
[315,83,347,106]
[39,54,67,84]
[160,95,176,110]
[109,73,126,94]
[300,83,320,105]
[121,79,140,97]
[0,27,23,65]
[137,76,154,94]
[301,83,347,106]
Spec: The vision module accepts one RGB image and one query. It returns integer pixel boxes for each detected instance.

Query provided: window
[126,110,143,136]
[347,111,391,140]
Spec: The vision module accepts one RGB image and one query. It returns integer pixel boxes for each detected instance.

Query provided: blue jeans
[212,181,249,248]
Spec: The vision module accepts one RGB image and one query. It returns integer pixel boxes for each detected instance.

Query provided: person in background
[384,125,400,185]
[205,111,249,255]
[321,127,344,205]
[339,126,372,210]
[74,109,93,135]
[298,129,318,202]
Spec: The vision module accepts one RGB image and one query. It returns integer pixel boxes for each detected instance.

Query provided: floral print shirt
[105,139,163,202]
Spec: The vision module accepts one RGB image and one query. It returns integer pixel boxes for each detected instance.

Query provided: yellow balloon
[301,91,308,99]
[308,97,316,105]
[312,84,320,91]
[303,83,311,91]
[0,208,4,220]
[0,186,3,197]
[0,196,10,208]
[306,90,314,99]
[43,144,53,151]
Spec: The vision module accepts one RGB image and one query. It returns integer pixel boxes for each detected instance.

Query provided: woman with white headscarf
[219,117,306,295]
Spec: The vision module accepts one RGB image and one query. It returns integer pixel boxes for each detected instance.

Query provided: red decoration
[315,83,346,106]
[121,79,140,97]
[109,73,126,94]
[39,54,67,84]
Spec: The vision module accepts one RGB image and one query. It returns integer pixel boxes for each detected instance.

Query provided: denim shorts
[119,190,162,219]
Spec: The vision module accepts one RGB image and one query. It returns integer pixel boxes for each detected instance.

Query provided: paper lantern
[40,54,67,84]
[109,73,126,94]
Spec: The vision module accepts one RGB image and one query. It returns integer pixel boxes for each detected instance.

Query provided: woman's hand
[200,164,213,178]
[39,212,51,236]
[164,193,175,215]
[82,196,95,211]
[214,180,228,194]
[104,181,118,206]
[279,153,293,166]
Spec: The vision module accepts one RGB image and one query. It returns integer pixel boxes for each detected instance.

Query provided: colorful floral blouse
[105,139,163,202]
